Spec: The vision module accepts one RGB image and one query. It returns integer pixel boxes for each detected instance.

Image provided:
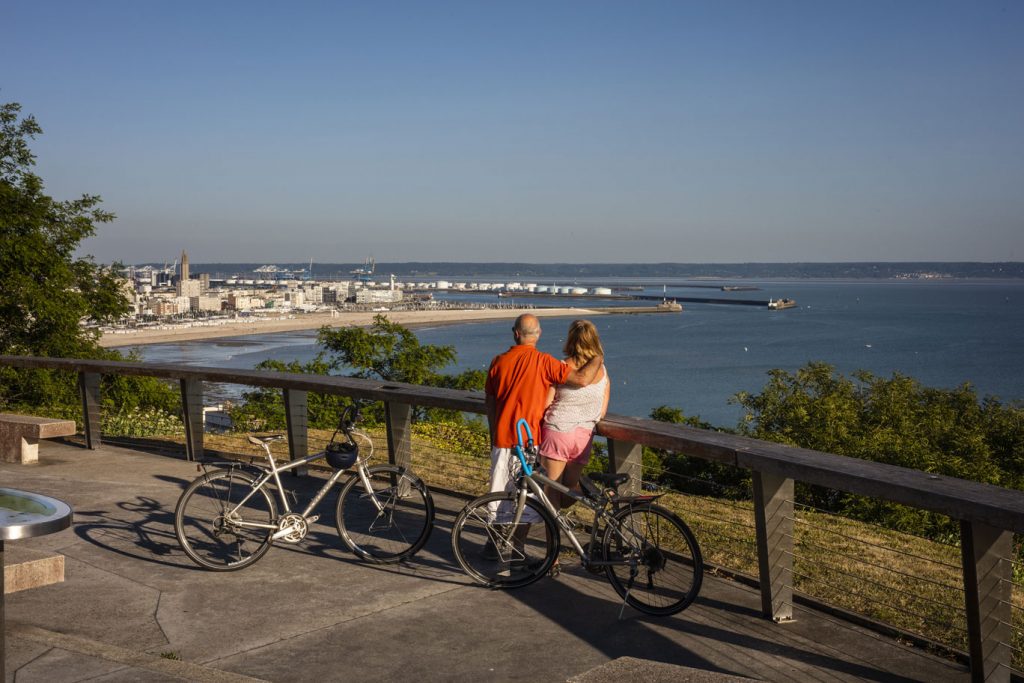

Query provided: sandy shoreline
[98,307,607,348]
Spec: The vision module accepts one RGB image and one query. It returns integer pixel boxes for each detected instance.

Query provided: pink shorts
[539,425,594,464]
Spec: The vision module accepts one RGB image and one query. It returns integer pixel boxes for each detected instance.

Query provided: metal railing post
[961,520,1012,682]
[284,389,308,476]
[384,401,413,470]
[179,379,203,462]
[608,438,642,496]
[753,471,794,623]
[78,372,102,449]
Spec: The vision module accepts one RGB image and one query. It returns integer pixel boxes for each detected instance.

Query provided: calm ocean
[133,279,1024,428]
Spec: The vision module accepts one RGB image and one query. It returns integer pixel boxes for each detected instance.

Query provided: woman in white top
[539,319,610,512]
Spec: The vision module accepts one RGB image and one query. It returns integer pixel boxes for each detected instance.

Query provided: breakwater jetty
[501,292,796,309]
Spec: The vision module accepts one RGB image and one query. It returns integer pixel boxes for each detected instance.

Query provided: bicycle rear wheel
[602,503,703,615]
[175,468,277,571]
[451,492,558,589]
[335,465,435,563]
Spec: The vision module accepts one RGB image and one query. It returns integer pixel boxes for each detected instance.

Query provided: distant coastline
[149,261,1024,281]
[98,307,605,348]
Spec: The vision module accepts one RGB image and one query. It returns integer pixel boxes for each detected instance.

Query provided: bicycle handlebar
[339,404,361,433]
[513,418,536,476]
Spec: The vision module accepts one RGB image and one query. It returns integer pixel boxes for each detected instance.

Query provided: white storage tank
[571,287,588,295]
[593,287,613,296]
[436,281,450,290]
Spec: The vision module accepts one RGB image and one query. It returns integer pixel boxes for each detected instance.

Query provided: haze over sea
[133,278,1024,428]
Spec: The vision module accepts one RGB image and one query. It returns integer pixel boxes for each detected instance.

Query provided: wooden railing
[2,354,1022,682]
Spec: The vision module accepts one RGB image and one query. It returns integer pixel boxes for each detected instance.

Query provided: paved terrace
[3,440,969,682]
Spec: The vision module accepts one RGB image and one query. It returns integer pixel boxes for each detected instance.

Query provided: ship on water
[768,298,797,310]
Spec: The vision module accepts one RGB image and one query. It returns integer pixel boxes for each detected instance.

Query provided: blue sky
[4,1,1022,263]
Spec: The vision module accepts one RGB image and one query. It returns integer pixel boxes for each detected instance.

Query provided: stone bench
[4,546,65,594]
[0,414,77,464]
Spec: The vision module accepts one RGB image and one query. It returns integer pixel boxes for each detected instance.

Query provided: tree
[229,356,353,431]
[317,314,485,421]
[643,406,748,498]
[230,316,487,429]
[1,101,130,358]
[0,101,175,417]
[733,362,1023,538]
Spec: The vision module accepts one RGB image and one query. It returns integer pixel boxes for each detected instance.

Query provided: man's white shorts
[488,447,540,524]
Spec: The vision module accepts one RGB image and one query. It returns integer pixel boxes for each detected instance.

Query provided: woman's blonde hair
[563,319,604,368]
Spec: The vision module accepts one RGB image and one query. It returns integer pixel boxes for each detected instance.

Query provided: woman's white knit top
[542,365,608,433]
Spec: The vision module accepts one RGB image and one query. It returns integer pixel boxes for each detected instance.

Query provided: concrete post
[78,372,102,449]
[284,389,308,476]
[752,471,795,622]
[961,520,1012,683]
[607,438,642,496]
[179,379,204,462]
[384,401,413,470]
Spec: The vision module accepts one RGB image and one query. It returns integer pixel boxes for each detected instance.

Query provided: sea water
[132,279,1024,428]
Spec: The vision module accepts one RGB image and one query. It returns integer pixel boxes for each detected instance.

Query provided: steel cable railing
[792,501,963,570]
[789,547,965,620]
[790,525,964,595]
[790,564,969,640]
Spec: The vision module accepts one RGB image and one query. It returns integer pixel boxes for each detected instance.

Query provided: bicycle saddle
[588,472,630,488]
[247,434,286,446]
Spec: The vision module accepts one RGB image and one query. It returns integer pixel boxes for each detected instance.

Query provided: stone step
[569,657,755,682]
[3,545,65,594]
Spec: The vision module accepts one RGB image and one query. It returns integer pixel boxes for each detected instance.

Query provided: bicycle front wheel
[451,492,558,589]
[175,468,278,571]
[336,465,435,563]
[602,503,703,615]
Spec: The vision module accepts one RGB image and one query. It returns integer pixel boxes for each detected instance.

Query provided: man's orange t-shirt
[485,344,570,449]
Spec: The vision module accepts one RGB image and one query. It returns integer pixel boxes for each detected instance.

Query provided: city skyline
[4,1,1023,264]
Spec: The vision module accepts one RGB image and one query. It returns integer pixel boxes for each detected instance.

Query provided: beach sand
[98,307,606,347]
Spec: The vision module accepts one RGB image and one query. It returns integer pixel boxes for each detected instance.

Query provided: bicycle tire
[175,468,278,571]
[451,491,558,589]
[335,464,435,563]
[602,503,703,615]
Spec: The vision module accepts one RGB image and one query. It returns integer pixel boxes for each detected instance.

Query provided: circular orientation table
[0,487,73,679]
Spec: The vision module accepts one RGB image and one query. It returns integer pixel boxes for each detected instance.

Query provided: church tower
[181,250,190,282]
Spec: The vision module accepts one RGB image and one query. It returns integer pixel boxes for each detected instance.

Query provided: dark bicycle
[451,419,703,616]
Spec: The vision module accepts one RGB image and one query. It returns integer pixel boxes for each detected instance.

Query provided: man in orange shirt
[484,314,604,535]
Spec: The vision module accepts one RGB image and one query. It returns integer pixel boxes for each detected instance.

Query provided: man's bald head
[513,314,541,345]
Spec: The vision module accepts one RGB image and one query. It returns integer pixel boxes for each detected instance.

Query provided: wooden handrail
[4,354,1024,531]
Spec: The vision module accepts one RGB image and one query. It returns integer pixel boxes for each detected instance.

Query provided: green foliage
[316,314,485,421]
[642,406,749,498]
[228,356,354,431]
[733,362,1024,537]
[0,101,177,418]
[0,102,129,358]
[413,417,490,457]
[230,317,485,430]
[103,406,184,437]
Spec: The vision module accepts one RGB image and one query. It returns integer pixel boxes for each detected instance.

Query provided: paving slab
[2,440,970,682]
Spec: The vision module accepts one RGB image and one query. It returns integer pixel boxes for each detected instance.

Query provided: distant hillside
[141,262,1024,280]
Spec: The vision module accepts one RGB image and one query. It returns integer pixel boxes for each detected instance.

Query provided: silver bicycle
[174,405,434,570]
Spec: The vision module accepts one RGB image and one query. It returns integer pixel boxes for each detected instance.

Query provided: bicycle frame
[213,433,383,539]
[507,419,639,570]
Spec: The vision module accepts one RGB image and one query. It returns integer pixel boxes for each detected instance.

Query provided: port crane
[351,256,375,282]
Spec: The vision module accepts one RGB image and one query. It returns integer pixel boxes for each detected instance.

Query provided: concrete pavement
[3,440,969,681]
